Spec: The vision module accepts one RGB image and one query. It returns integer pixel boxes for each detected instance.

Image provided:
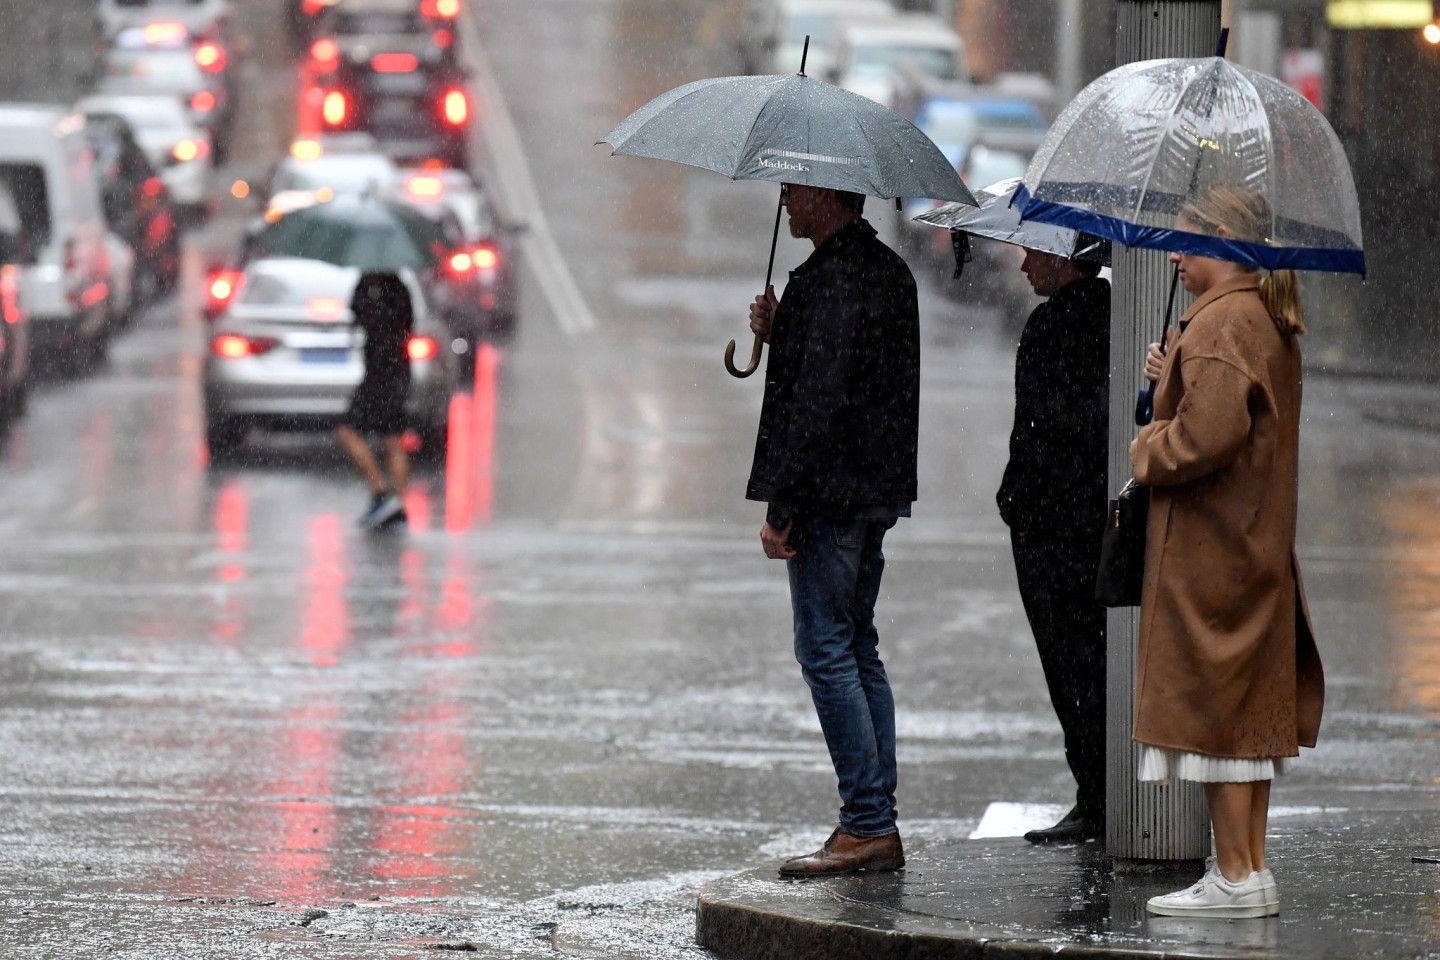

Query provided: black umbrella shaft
[800,35,809,76]
[764,187,784,289]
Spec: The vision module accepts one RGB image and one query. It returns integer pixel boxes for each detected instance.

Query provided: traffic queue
[0,0,518,466]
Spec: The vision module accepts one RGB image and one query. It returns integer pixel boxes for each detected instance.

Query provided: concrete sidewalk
[696,807,1440,959]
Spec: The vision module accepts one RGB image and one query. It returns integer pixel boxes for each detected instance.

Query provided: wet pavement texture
[700,809,1440,959]
[0,0,1438,958]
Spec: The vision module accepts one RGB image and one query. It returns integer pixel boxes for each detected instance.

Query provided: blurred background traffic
[0,0,1438,956]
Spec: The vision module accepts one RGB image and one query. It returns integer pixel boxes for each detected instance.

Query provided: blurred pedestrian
[746,183,919,878]
[994,247,1110,844]
[1131,187,1324,919]
[336,270,413,529]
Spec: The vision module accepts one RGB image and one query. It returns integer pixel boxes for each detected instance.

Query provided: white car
[77,94,213,216]
[263,144,399,203]
[832,14,967,108]
[203,258,457,461]
[0,106,116,369]
[738,0,894,78]
[96,0,232,41]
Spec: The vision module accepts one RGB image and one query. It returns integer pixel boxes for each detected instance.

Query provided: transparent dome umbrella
[1014,56,1364,275]
[597,45,976,377]
[915,176,1110,272]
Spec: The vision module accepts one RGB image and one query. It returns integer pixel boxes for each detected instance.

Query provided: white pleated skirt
[1137,745,1292,784]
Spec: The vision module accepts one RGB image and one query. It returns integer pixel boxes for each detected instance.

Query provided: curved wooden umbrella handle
[724,334,764,378]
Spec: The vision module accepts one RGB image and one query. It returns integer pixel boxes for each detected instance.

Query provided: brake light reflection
[191,90,217,113]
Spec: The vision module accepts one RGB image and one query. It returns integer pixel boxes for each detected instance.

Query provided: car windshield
[334,11,421,34]
[86,98,189,133]
[850,43,955,79]
[276,157,397,195]
[249,210,445,270]
[238,268,357,307]
[99,51,205,91]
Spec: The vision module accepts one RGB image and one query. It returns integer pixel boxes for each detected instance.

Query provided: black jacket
[996,275,1110,537]
[746,219,920,524]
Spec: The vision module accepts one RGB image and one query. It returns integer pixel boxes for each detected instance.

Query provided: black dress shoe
[1024,806,1101,844]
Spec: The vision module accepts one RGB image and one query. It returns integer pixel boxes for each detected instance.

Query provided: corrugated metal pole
[1106,0,1221,867]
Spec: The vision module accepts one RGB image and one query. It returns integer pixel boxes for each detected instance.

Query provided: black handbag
[1095,478,1148,607]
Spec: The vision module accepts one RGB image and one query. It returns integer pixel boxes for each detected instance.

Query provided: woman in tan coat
[1130,187,1324,919]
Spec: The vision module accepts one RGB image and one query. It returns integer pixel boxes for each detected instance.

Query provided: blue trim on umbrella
[1014,183,1366,275]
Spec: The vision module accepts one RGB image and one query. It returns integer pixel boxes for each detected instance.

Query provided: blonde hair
[1180,186,1306,335]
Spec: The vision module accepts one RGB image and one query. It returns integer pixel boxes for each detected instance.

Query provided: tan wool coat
[1130,274,1324,759]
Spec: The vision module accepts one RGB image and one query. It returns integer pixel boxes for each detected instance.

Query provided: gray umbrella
[599,62,975,377]
[599,73,976,202]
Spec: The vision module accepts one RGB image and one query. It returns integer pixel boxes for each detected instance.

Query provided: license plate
[370,72,428,95]
[299,348,350,364]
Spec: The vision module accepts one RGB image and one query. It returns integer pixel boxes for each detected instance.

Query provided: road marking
[458,10,598,337]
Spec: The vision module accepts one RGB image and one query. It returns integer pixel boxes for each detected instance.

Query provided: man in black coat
[995,249,1110,843]
[747,183,919,877]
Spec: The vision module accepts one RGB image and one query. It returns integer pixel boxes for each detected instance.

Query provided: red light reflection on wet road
[300,514,349,665]
[445,344,499,533]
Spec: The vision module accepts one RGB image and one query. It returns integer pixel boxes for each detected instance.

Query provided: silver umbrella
[915,177,1110,265]
[599,49,976,377]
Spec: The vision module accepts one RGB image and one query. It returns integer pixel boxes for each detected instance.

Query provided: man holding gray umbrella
[747,182,919,877]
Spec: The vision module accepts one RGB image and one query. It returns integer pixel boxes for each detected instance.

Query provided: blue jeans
[786,514,899,837]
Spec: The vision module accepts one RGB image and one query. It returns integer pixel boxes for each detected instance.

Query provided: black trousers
[1011,529,1107,820]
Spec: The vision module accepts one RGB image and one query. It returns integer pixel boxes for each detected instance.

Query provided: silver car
[203,258,455,461]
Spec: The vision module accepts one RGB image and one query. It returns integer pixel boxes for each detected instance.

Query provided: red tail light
[440,87,469,126]
[321,89,349,128]
[471,243,499,270]
[407,335,439,361]
[212,334,278,359]
[310,38,339,72]
[205,269,243,317]
[194,42,227,72]
[0,266,23,326]
[421,0,460,18]
[433,28,453,48]
[371,52,418,73]
[434,87,469,126]
[191,90,218,113]
[447,250,473,275]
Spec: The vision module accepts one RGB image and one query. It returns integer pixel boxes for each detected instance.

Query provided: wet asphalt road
[1,0,1438,957]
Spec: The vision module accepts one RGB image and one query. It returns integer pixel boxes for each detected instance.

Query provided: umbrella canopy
[598,73,976,203]
[916,177,1111,264]
[1015,57,1364,274]
[246,194,450,272]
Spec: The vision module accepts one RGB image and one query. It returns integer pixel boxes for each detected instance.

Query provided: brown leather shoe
[778,827,905,878]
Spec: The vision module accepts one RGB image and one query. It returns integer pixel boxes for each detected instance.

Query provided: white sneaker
[1258,867,1280,917]
[1203,857,1280,917]
[1147,868,1270,919]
